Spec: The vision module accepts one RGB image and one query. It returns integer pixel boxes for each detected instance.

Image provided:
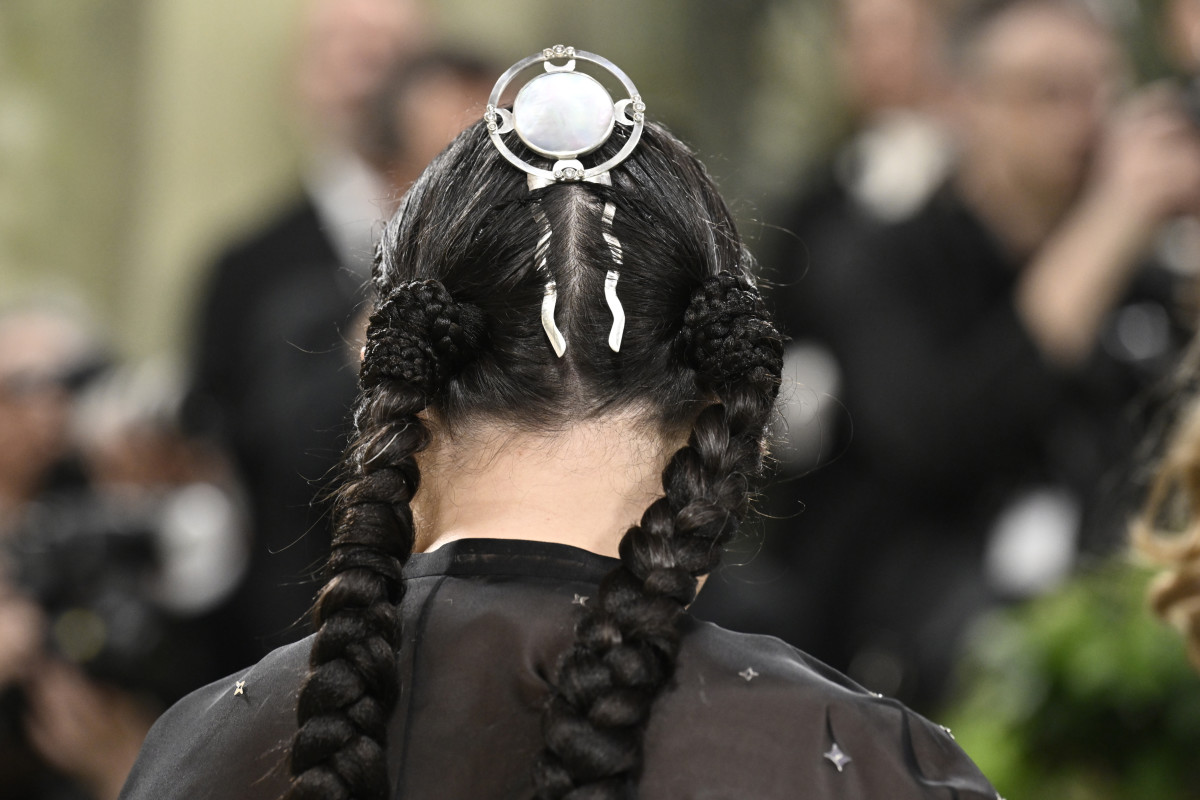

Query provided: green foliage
[945,563,1200,800]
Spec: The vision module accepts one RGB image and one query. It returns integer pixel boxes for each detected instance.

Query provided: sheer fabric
[119,538,997,799]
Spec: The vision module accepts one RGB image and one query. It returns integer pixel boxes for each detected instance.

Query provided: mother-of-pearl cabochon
[513,71,616,159]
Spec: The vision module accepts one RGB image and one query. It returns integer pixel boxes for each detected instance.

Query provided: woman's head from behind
[371,114,759,429]
[287,80,783,800]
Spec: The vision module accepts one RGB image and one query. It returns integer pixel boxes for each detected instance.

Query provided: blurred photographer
[0,309,247,798]
[0,303,135,800]
[710,0,1200,712]
[0,304,107,523]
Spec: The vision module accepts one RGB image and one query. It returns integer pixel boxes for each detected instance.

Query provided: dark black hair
[286,114,783,800]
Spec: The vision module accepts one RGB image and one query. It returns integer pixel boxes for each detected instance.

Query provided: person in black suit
[187,35,496,673]
[697,0,1200,712]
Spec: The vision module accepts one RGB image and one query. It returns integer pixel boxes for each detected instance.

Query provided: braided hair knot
[360,279,485,394]
[679,271,783,399]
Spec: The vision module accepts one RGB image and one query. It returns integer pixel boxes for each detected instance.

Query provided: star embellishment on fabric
[234,680,246,697]
[572,594,589,606]
[824,743,852,772]
[738,667,759,682]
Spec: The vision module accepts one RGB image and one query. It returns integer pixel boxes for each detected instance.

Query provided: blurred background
[4,0,1200,798]
[0,0,829,358]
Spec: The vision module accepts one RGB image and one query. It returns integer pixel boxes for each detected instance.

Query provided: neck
[412,416,675,558]
[955,154,1073,258]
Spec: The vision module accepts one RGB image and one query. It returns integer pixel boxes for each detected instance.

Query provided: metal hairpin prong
[600,199,622,265]
[598,188,625,353]
[490,47,644,356]
[531,202,567,357]
[542,282,567,357]
[604,270,624,352]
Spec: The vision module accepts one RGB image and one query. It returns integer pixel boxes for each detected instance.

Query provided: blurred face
[0,375,68,505]
[392,71,494,181]
[839,0,947,114]
[0,317,79,507]
[1166,0,1200,73]
[296,0,427,142]
[957,3,1124,201]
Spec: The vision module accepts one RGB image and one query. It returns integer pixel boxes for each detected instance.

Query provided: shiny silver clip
[491,48,642,357]
[531,203,567,357]
[541,281,567,358]
[600,195,625,352]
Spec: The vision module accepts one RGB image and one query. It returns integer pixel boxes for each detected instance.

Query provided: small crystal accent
[824,743,852,772]
[738,667,758,682]
[233,680,246,696]
[558,167,583,181]
[632,112,644,122]
[543,48,553,58]
[633,100,646,112]
[940,725,955,740]
[553,44,566,56]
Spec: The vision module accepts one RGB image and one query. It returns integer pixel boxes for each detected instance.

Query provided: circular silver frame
[485,45,646,182]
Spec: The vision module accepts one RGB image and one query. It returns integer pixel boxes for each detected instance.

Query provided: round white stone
[513,71,615,158]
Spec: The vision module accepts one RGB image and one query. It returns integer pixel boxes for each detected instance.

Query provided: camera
[5,491,224,702]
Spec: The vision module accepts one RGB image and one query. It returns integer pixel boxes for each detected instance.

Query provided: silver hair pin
[597,175,625,353]
[484,45,644,356]
[530,202,567,357]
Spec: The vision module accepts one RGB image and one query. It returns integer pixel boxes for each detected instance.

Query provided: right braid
[534,271,783,799]
[287,280,482,800]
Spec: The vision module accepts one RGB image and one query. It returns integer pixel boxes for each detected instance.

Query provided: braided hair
[286,117,783,800]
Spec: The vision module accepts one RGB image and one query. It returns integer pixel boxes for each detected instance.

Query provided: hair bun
[360,279,485,393]
[679,271,783,395]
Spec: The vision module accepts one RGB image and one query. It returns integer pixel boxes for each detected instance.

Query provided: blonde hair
[1133,391,1200,671]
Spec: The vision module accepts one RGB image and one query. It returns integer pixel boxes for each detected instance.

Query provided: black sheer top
[119,539,998,799]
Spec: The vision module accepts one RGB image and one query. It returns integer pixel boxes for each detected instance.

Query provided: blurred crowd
[5,0,1200,796]
[1,1,495,797]
[696,0,1200,712]
[0,305,242,799]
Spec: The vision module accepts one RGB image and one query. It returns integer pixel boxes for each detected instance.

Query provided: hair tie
[678,271,784,395]
[360,280,484,394]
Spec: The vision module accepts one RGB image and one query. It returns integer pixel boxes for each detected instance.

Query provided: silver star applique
[233,680,246,697]
[572,594,589,606]
[824,743,852,772]
[738,667,759,682]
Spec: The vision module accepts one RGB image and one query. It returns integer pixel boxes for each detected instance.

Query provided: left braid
[287,280,483,800]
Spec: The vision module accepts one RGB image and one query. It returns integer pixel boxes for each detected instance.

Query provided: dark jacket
[120,539,997,800]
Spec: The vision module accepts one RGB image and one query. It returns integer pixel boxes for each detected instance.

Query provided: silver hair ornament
[484,45,643,357]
